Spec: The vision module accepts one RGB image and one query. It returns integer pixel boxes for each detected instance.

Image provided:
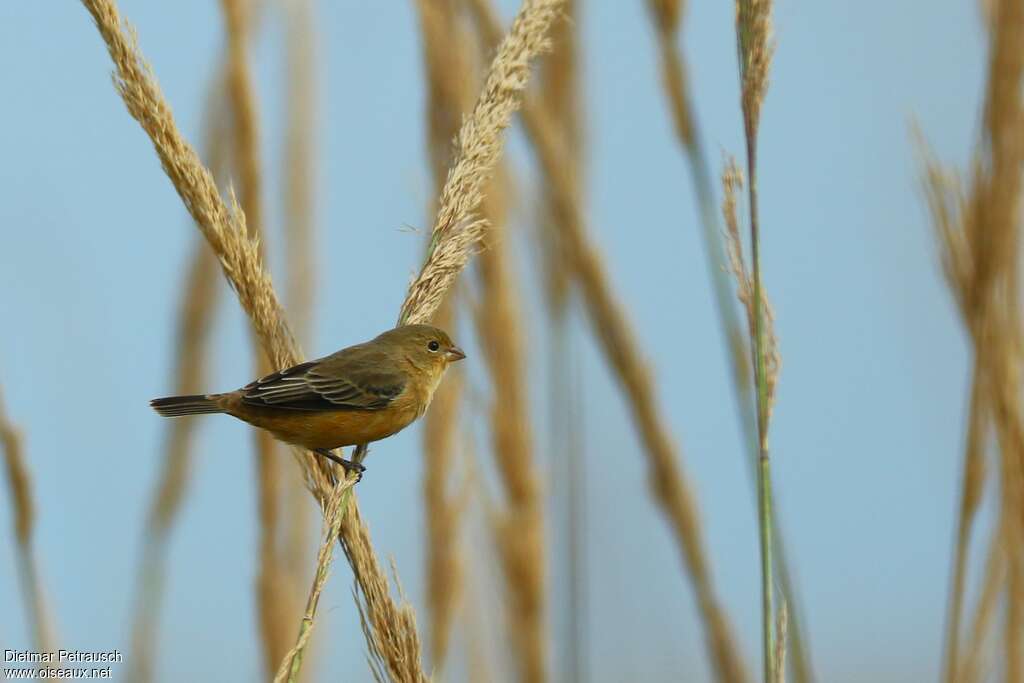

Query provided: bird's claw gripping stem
[314,448,366,482]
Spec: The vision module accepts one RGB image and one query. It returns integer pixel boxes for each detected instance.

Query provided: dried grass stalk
[222,0,264,245]
[282,0,318,346]
[475,170,546,683]
[988,381,1024,682]
[0,387,56,656]
[280,0,320,675]
[556,181,747,683]
[343,504,428,683]
[412,1,562,678]
[646,38,811,674]
[918,1,1024,680]
[958,525,1007,683]
[732,0,777,422]
[773,600,787,683]
[414,0,473,668]
[79,2,426,679]
[126,67,231,683]
[254,427,291,675]
[420,298,465,669]
[464,566,496,683]
[536,6,585,682]
[721,160,780,416]
[398,0,566,327]
[647,0,693,148]
[425,2,548,678]
[567,158,745,683]
[319,0,566,673]
[220,0,296,672]
[82,0,561,679]
[732,1,780,678]
[129,240,222,683]
[1006,503,1024,682]
[466,1,747,680]
[536,0,578,316]
[645,0,756,450]
[273,478,355,683]
[144,244,222,533]
[80,0,312,429]
[939,364,989,683]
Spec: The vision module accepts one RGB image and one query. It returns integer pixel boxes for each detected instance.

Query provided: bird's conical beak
[446,345,466,362]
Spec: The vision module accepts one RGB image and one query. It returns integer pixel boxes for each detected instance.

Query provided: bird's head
[377,324,466,374]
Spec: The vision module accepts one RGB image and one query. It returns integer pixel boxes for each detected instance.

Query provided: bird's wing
[240,348,406,412]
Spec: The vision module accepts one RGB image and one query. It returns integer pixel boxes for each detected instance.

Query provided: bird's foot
[341,460,365,483]
[314,448,366,482]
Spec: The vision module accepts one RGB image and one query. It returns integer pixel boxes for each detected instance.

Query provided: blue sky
[0,1,988,681]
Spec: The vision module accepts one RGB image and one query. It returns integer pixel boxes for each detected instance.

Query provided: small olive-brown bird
[150,324,465,475]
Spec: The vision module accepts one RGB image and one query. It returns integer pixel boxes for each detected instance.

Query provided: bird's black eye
[428,340,440,352]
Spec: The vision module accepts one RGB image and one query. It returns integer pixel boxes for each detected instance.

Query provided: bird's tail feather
[150,394,222,417]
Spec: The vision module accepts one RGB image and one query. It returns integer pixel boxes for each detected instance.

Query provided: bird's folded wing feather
[240,347,406,411]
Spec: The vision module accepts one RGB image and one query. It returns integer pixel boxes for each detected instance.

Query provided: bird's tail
[150,394,222,417]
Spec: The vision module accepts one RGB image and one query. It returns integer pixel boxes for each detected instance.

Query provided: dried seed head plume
[1,386,57,655]
[280,3,320,671]
[450,3,549,679]
[722,159,780,424]
[419,0,475,181]
[475,168,546,683]
[536,1,579,314]
[80,0,327,494]
[222,0,264,244]
[919,2,1024,681]
[464,2,746,678]
[918,148,972,311]
[721,160,745,268]
[649,0,682,32]
[398,0,566,326]
[342,502,429,683]
[734,0,774,141]
[414,0,471,669]
[726,0,780,652]
[646,0,695,148]
[536,4,587,680]
[83,0,560,679]
[1,389,34,551]
[127,59,232,683]
[282,0,318,345]
[80,3,430,680]
[219,0,297,672]
[646,8,810,677]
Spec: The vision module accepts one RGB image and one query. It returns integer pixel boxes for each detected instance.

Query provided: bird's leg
[352,443,369,466]
[313,448,365,482]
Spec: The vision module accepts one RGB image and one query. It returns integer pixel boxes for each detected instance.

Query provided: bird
[150,324,465,478]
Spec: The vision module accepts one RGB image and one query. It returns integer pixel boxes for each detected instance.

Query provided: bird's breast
[229,401,422,450]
